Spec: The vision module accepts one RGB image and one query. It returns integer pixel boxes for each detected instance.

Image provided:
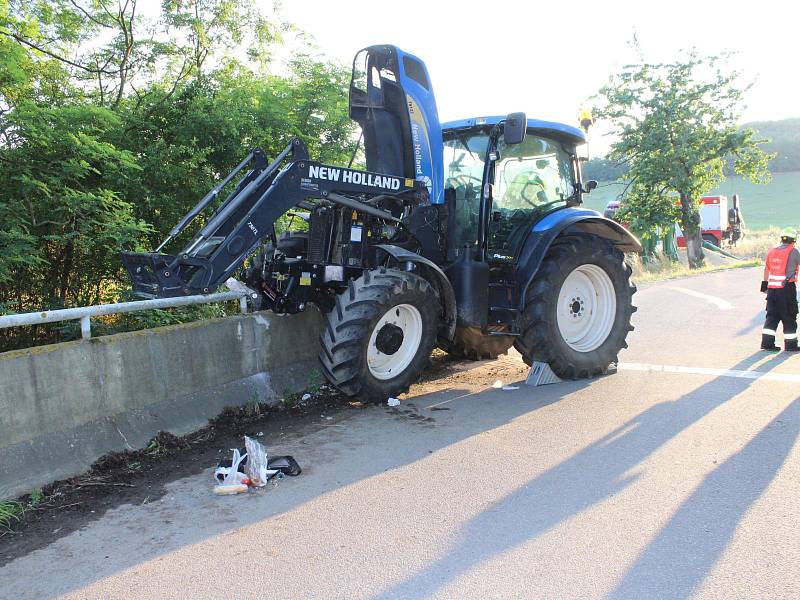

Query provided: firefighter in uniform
[761,227,800,351]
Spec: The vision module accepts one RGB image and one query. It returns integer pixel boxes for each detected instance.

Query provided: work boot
[761,334,779,352]
[785,338,800,352]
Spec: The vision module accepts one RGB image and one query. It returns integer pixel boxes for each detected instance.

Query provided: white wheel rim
[367,304,423,380]
[556,264,616,352]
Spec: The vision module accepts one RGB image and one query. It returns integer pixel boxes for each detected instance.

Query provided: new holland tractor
[122,44,641,401]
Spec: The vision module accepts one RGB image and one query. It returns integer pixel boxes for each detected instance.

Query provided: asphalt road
[3,266,799,599]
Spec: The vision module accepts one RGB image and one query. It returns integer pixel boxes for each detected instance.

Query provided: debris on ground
[267,456,302,476]
[502,385,520,391]
[244,436,275,487]
[213,448,249,495]
[387,397,401,407]
[302,393,312,402]
[492,380,503,389]
[0,350,485,559]
[213,436,302,495]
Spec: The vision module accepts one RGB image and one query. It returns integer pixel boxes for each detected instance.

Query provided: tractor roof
[441,116,586,144]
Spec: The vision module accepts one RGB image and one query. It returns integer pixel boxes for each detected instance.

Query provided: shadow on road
[609,397,799,599]
[735,310,765,337]
[374,351,796,599]
[2,360,592,599]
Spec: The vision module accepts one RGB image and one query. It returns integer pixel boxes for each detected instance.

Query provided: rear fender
[376,244,457,339]
[516,208,641,309]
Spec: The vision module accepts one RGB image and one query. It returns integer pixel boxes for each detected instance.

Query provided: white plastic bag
[214,448,249,495]
[245,435,278,487]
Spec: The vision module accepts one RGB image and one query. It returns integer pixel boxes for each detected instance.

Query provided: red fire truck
[676,194,745,248]
[604,194,745,248]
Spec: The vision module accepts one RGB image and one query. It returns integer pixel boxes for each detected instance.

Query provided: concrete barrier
[0,309,324,498]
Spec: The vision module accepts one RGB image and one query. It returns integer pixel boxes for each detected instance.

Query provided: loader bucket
[121,252,186,298]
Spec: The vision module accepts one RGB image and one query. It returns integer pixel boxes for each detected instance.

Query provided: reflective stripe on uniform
[785,333,798,340]
[768,277,786,289]
[766,244,799,287]
[762,329,777,336]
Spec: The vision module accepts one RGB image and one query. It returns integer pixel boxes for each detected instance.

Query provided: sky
[280,0,798,156]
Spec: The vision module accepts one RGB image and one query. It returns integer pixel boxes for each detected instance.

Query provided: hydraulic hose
[702,240,742,260]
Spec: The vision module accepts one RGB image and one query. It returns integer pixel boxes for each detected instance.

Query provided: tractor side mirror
[585,180,598,192]
[503,112,527,145]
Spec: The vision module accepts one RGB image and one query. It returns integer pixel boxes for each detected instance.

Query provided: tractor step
[488,306,520,332]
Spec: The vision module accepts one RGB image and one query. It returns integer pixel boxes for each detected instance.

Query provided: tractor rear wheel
[438,325,515,360]
[514,236,636,379]
[319,268,439,401]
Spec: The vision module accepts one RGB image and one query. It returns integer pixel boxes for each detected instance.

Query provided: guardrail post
[239,295,249,314]
[80,315,92,340]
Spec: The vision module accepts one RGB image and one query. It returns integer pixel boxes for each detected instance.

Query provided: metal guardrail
[0,291,249,341]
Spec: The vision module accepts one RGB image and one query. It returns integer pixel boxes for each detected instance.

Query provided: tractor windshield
[444,131,576,259]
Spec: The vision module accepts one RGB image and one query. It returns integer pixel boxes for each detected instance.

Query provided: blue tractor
[122,45,641,400]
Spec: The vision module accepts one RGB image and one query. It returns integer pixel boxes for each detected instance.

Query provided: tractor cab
[441,117,589,263]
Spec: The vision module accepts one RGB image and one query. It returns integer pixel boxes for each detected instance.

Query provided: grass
[28,488,43,508]
[0,487,47,531]
[630,255,761,283]
[0,499,24,529]
[630,228,774,283]
[306,369,324,393]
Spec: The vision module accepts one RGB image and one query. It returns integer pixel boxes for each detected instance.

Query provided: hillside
[582,172,800,231]
[583,117,800,180]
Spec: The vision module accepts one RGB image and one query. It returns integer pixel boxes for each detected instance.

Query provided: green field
[582,171,800,231]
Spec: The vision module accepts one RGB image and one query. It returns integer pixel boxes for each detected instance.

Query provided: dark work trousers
[763,282,798,346]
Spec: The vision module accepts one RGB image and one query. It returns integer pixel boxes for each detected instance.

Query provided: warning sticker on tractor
[300,178,319,192]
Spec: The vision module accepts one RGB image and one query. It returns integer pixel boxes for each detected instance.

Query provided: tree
[0,0,358,351]
[0,103,151,308]
[615,182,679,261]
[597,47,772,268]
[581,157,629,182]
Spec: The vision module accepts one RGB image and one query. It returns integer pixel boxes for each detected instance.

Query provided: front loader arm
[122,138,421,298]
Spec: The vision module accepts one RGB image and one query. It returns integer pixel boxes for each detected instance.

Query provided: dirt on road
[0,349,529,564]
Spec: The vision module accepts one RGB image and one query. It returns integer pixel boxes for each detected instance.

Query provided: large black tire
[438,325,515,360]
[319,268,440,401]
[514,236,636,379]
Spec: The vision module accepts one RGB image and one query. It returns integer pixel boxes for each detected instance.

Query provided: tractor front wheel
[319,268,440,401]
[515,236,636,378]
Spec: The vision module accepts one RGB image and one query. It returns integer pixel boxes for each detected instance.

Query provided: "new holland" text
[307,165,400,190]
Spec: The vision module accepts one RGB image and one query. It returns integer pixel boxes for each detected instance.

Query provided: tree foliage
[582,157,629,182]
[596,47,773,267]
[0,0,357,350]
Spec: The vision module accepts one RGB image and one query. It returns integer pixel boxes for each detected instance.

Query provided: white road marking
[662,286,734,310]
[425,390,481,409]
[619,362,800,383]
